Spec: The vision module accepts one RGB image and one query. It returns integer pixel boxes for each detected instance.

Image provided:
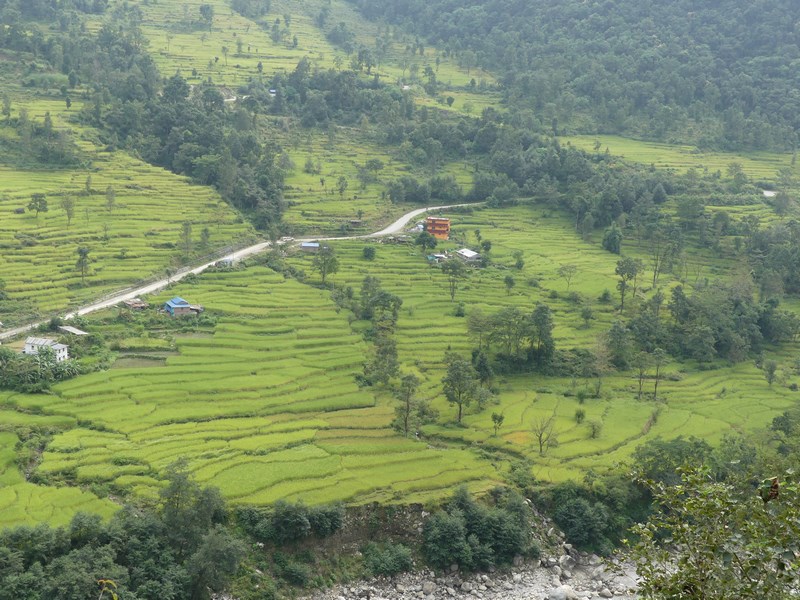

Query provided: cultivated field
[562,134,799,180]
[2,266,498,522]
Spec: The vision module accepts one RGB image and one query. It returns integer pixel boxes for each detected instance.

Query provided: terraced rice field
[0,84,252,324]
[276,127,473,235]
[288,205,800,481]
[0,431,118,530]
[4,267,498,518]
[133,0,493,87]
[562,134,799,180]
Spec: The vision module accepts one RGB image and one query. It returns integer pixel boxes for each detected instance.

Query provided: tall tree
[441,259,467,302]
[312,246,339,284]
[28,193,48,217]
[442,353,477,423]
[59,195,75,227]
[393,373,420,437]
[75,246,90,284]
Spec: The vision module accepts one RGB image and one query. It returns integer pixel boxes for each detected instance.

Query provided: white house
[23,337,69,362]
[456,248,481,262]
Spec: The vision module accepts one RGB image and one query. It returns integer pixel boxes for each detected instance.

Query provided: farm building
[122,298,149,310]
[301,242,321,253]
[23,337,69,362]
[425,216,451,240]
[456,248,481,262]
[164,297,203,317]
[58,325,89,336]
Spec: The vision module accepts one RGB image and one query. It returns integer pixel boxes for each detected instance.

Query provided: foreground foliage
[628,468,800,599]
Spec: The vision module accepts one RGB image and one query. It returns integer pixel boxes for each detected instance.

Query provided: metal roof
[165,297,190,307]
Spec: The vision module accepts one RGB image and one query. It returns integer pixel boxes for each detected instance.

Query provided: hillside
[2,3,800,597]
[348,0,800,150]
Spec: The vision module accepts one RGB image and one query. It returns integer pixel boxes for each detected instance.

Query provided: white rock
[547,584,580,600]
[598,588,613,598]
[422,581,436,595]
[512,573,523,584]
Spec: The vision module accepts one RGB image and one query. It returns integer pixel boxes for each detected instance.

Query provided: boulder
[547,584,580,600]
[421,581,436,595]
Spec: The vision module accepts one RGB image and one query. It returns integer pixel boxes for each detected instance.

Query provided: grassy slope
[0,60,253,326]
[8,267,498,512]
[3,0,800,528]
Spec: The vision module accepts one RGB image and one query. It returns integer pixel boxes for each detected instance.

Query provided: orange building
[426,216,451,240]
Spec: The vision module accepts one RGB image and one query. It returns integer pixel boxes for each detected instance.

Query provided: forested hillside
[348,0,800,151]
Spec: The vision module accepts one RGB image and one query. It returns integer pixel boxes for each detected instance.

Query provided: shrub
[423,509,472,569]
[362,542,413,576]
[423,487,532,571]
[308,504,344,537]
[575,409,586,423]
[362,246,376,260]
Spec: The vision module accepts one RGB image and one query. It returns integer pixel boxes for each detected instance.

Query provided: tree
[105,186,115,211]
[442,353,477,423]
[764,359,778,387]
[199,4,214,30]
[615,256,641,311]
[491,412,504,436]
[503,275,515,295]
[75,246,90,285]
[473,350,493,385]
[59,195,75,227]
[529,303,555,367]
[629,467,800,600]
[221,46,229,66]
[362,246,376,260]
[441,259,467,302]
[337,175,348,198]
[186,526,246,600]
[312,246,339,284]
[602,223,623,254]
[580,305,594,328]
[558,264,577,292]
[28,193,48,217]
[393,373,420,437]
[512,249,525,270]
[1,94,9,122]
[180,221,193,256]
[467,309,492,351]
[652,347,667,402]
[415,231,437,254]
[531,414,556,456]
[364,334,399,385]
[634,351,651,400]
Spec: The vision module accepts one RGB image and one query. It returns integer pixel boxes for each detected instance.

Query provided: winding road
[0,203,477,342]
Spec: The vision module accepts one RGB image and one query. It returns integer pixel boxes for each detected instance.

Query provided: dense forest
[348,0,800,150]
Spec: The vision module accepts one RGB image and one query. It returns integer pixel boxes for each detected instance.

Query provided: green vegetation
[4,3,800,598]
[350,0,800,150]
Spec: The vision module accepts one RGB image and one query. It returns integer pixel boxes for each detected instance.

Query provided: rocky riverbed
[301,550,639,600]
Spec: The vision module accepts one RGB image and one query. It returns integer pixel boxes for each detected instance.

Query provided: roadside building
[164,297,203,317]
[301,242,321,253]
[23,337,69,362]
[122,298,149,310]
[456,248,481,263]
[425,216,451,240]
[58,325,89,336]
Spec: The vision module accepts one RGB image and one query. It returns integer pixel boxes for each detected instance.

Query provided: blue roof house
[164,297,193,317]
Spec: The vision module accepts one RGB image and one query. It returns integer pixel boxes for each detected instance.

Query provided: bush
[423,510,473,569]
[423,487,532,571]
[575,409,586,423]
[308,504,344,537]
[278,559,311,586]
[362,246,376,260]
[362,542,413,576]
